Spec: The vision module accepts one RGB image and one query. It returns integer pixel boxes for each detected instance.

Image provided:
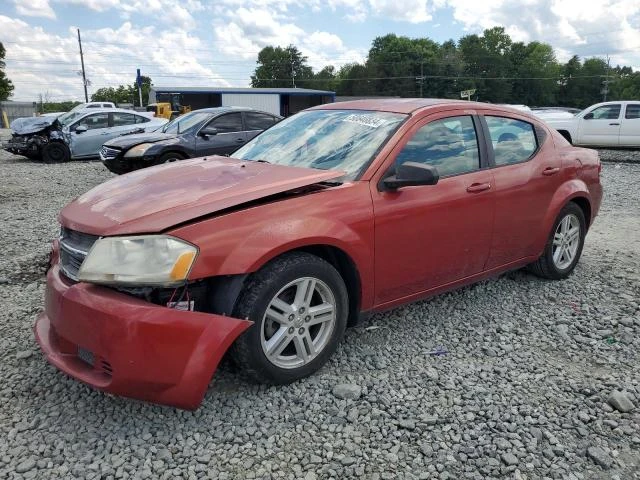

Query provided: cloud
[369,0,433,23]
[1,16,229,101]
[443,0,640,67]
[212,8,365,70]
[13,0,56,19]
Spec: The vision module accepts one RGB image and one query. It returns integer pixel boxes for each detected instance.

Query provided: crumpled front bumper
[34,265,252,409]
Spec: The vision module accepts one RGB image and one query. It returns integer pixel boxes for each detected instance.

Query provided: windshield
[57,111,85,127]
[232,110,406,179]
[162,112,212,134]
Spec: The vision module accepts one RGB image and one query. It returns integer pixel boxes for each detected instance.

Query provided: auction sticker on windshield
[342,113,389,128]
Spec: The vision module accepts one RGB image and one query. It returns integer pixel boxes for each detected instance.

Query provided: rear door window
[245,112,276,131]
[485,116,537,166]
[395,115,480,177]
[625,104,640,119]
[111,112,136,127]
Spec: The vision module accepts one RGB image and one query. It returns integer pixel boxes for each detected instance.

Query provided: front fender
[171,183,376,309]
[532,178,592,255]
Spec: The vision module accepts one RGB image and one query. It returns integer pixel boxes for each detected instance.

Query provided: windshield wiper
[254,159,271,164]
[318,180,343,187]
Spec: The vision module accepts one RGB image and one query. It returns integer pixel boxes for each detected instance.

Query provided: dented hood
[60,156,343,236]
[10,116,57,135]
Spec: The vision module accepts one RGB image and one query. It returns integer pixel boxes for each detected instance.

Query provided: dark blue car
[100,107,282,174]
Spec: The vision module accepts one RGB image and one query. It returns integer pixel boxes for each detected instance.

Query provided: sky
[2,0,640,102]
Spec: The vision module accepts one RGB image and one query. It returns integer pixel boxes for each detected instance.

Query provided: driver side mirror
[382,162,439,191]
[75,125,88,134]
[199,127,218,137]
[583,112,594,120]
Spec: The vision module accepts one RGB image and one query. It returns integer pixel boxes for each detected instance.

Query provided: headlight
[124,143,154,158]
[78,235,197,286]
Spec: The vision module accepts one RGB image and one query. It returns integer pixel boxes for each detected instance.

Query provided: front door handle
[542,167,560,176]
[609,122,620,126]
[466,183,491,193]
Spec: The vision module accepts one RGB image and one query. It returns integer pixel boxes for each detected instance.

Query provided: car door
[371,113,495,305]
[619,103,640,146]
[478,113,563,268]
[243,111,277,141]
[195,112,246,156]
[68,112,110,157]
[110,112,141,137]
[577,104,621,146]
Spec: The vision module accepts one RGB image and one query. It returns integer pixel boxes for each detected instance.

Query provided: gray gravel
[1,142,639,479]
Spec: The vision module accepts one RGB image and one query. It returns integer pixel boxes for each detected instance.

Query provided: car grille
[100,145,121,161]
[59,227,99,281]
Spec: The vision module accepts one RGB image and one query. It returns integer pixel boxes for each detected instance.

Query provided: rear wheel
[231,252,348,384]
[42,142,70,163]
[528,202,586,279]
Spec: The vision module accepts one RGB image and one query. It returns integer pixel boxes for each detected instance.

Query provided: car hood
[60,156,344,236]
[10,116,57,135]
[103,131,177,149]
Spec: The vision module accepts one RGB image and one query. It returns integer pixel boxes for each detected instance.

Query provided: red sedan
[35,100,603,409]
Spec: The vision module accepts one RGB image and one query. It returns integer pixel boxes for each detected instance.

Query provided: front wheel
[528,202,586,279]
[42,142,70,163]
[231,252,348,384]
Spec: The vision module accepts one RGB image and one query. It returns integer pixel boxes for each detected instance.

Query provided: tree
[251,46,313,88]
[91,75,153,106]
[0,42,14,100]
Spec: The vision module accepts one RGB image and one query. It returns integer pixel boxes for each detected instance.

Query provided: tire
[42,142,70,163]
[528,202,586,280]
[157,152,185,164]
[231,252,348,384]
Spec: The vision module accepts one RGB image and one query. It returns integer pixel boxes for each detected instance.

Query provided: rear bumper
[35,265,252,409]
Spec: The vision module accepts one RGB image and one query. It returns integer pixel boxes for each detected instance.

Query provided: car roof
[190,106,279,116]
[77,108,152,114]
[311,98,540,116]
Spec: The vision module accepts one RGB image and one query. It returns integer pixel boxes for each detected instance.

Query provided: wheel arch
[209,244,363,328]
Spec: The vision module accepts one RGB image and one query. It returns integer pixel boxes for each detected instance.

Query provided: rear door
[479,112,562,268]
[577,104,621,146]
[195,112,246,156]
[619,103,640,146]
[68,112,110,157]
[110,112,141,137]
[372,112,495,305]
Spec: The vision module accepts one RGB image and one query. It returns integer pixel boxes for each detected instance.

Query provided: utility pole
[416,59,425,97]
[602,55,610,102]
[77,28,88,102]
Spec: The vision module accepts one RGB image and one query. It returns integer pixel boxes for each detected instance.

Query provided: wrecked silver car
[4,109,167,163]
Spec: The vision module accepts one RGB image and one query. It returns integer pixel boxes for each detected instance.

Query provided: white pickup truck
[542,101,640,147]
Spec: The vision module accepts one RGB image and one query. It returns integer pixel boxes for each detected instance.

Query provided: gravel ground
[0,144,638,480]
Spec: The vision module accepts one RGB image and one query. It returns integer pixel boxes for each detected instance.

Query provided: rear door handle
[609,122,620,126]
[466,183,491,193]
[542,167,560,176]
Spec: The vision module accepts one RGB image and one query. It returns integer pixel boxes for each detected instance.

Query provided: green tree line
[252,27,640,108]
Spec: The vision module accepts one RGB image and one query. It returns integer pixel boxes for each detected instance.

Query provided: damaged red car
[35,100,603,409]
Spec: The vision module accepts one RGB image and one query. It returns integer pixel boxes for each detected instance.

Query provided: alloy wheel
[260,277,337,369]
[552,213,581,269]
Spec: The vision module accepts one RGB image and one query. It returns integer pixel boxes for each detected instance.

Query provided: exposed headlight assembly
[78,235,198,286]
[124,143,154,158]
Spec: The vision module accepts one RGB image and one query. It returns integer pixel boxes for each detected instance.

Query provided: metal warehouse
[148,87,335,117]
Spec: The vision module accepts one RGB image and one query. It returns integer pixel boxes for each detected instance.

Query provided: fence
[0,101,38,127]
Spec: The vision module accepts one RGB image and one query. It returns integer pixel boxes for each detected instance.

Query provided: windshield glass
[57,111,84,127]
[162,112,212,134]
[232,110,406,179]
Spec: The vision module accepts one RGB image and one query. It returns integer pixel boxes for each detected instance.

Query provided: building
[148,87,335,117]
